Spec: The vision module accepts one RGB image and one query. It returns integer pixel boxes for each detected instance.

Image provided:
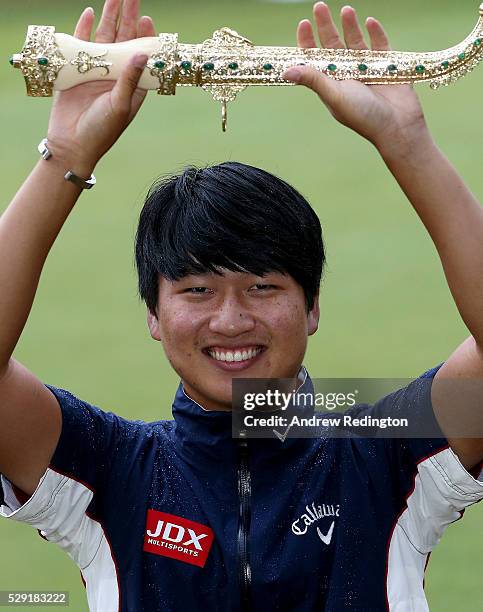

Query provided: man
[0,0,482,610]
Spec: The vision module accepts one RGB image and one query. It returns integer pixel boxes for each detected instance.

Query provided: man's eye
[185,287,209,294]
[253,284,276,290]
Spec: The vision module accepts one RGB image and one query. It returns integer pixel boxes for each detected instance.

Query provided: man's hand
[283,3,483,470]
[0,1,160,497]
[283,2,428,156]
[47,0,156,174]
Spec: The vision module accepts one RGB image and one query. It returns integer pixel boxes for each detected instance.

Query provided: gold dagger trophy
[10,4,483,131]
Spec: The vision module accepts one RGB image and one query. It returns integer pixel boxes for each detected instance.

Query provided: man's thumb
[111,53,148,115]
[283,66,338,106]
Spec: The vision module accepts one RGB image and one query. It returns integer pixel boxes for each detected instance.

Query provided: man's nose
[208,297,256,336]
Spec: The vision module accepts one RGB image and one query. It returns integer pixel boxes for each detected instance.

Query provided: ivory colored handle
[54,34,161,90]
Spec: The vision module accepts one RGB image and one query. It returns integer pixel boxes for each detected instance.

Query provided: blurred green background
[1,0,482,609]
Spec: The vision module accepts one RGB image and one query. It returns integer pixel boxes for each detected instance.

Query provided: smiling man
[138,163,322,411]
[1,1,483,611]
[149,266,315,410]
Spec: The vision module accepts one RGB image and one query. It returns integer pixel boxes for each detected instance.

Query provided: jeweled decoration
[16,25,67,96]
[148,33,178,95]
[10,5,483,128]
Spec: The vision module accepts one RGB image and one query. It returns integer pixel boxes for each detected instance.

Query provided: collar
[171,367,315,466]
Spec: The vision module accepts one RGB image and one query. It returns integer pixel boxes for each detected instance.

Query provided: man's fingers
[341,6,368,50]
[73,7,95,41]
[116,0,140,42]
[111,53,148,116]
[366,17,391,51]
[313,2,344,50]
[297,19,317,49]
[137,15,156,39]
[95,0,121,43]
[283,66,339,108]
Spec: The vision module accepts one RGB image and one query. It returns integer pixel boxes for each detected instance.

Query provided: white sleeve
[398,447,483,553]
[387,447,482,610]
[0,468,103,570]
[1,474,24,513]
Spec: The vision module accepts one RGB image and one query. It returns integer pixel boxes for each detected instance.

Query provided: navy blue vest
[28,367,451,611]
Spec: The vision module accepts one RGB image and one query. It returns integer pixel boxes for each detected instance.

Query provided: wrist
[374,121,434,165]
[43,136,98,179]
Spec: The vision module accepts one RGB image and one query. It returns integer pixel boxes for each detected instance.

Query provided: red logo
[143,510,214,568]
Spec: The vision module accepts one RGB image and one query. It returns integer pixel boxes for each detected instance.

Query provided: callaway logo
[273,423,292,442]
[292,501,340,546]
[316,521,335,545]
[143,510,214,568]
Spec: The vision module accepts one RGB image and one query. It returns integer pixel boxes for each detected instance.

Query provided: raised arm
[283,2,483,468]
[0,0,154,496]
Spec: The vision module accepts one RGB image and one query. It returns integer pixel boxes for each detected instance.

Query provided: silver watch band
[37,138,96,190]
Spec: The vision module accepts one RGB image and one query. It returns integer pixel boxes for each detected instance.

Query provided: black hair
[134,161,325,316]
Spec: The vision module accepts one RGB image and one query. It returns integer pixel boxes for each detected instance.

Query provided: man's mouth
[204,346,265,363]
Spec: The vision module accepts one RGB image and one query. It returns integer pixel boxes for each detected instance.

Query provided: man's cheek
[271,309,301,332]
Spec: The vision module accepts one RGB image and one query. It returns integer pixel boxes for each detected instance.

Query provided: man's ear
[307,291,320,336]
[147,308,162,342]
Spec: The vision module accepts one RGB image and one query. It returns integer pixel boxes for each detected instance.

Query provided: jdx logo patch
[143,509,214,568]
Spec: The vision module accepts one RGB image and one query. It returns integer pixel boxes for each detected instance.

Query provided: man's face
[147,269,320,411]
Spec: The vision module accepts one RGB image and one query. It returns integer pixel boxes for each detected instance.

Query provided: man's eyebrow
[175,270,286,282]
[175,274,215,282]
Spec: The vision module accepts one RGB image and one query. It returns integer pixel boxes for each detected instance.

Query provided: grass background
[1,0,482,609]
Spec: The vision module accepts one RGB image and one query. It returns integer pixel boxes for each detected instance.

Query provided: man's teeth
[208,347,262,362]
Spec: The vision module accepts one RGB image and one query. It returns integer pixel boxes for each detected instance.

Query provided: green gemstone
[37,57,49,66]
[474,38,482,46]
[203,62,215,71]
[263,63,273,71]
[458,52,466,60]
[441,60,450,69]
[154,60,166,70]
[387,64,398,72]
[327,63,337,72]
[415,64,425,73]
[228,62,239,70]
[358,63,368,72]
[181,61,192,70]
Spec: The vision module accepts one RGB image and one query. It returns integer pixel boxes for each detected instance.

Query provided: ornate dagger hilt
[10,4,483,131]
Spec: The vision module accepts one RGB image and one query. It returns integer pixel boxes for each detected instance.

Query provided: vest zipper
[237,438,252,611]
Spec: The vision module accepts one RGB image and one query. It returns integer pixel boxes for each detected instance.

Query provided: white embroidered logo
[292,501,339,546]
[316,521,335,545]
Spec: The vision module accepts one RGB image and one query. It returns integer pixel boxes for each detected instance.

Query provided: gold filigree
[71,50,112,76]
[18,25,67,96]
[201,27,254,49]
[11,5,483,128]
[199,29,251,107]
[163,5,483,129]
[148,33,179,95]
